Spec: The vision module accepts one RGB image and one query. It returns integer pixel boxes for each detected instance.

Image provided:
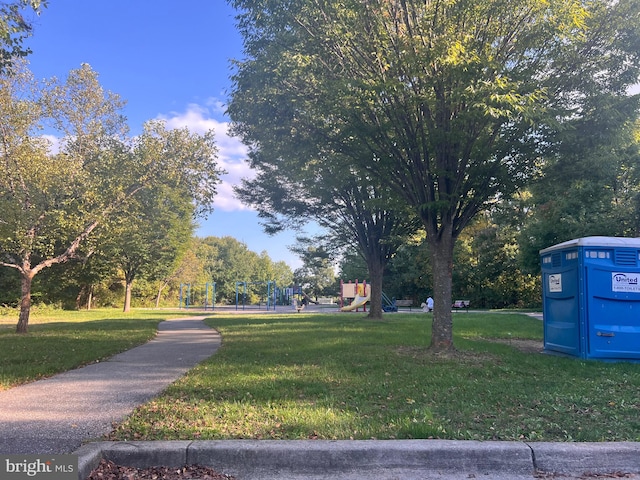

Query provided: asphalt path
[0,316,220,455]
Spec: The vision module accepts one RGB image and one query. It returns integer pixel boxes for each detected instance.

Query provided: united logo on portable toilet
[612,272,640,292]
[548,274,562,293]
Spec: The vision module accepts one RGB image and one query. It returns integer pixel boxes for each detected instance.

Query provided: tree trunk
[155,282,168,308]
[87,284,93,310]
[428,233,455,352]
[123,280,133,312]
[75,285,85,310]
[16,271,34,333]
[75,284,93,310]
[367,258,384,320]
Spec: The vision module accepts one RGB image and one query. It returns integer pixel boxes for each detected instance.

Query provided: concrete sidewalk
[0,316,221,455]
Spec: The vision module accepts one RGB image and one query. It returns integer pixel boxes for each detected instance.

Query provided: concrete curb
[532,441,640,475]
[74,440,640,480]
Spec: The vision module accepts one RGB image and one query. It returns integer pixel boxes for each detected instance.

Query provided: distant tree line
[0,235,295,310]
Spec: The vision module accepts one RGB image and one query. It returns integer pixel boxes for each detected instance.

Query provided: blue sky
[22,1,307,269]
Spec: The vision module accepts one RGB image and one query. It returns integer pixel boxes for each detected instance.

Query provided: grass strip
[0,309,197,389]
[107,312,640,443]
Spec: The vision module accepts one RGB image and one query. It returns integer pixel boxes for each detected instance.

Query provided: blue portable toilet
[540,236,640,361]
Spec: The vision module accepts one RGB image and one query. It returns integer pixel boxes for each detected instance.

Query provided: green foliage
[29,235,294,311]
[0,63,133,330]
[0,267,20,306]
[382,235,432,303]
[230,0,635,236]
[0,1,47,74]
[96,181,196,311]
[229,0,640,347]
[337,250,368,285]
[338,216,541,309]
[292,245,336,298]
[520,120,640,271]
[454,216,541,309]
[30,250,123,310]
[0,63,222,330]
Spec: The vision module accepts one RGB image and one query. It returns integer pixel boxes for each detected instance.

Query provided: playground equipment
[339,280,370,312]
[179,282,216,310]
[285,286,320,312]
[235,280,277,311]
[382,292,398,312]
[339,281,401,312]
[179,281,277,310]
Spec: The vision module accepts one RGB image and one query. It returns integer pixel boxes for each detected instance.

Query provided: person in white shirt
[421,296,434,312]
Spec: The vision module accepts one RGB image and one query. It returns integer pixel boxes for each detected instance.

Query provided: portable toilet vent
[540,236,640,361]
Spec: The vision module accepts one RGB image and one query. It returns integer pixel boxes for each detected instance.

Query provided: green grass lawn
[0,308,201,389]
[101,312,640,443]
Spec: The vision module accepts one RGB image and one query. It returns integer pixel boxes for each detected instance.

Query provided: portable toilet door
[540,236,640,361]
[540,240,582,357]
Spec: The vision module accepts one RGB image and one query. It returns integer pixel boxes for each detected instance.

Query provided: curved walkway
[0,316,220,455]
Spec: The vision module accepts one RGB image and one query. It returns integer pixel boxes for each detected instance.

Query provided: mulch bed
[86,459,236,480]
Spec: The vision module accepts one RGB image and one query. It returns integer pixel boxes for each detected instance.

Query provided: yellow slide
[340,294,371,312]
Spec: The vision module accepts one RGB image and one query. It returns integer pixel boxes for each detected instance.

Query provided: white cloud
[157,103,254,212]
[205,97,227,114]
[42,134,62,154]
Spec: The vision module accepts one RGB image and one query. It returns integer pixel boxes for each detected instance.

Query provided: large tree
[91,121,221,313]
[99,183,196,313]
[229,62,420,319]
[233,153,419,318]
[228,0,420,320]
[230,0,640,350]
[0,64,221,332]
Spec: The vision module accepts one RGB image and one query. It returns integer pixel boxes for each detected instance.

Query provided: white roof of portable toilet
[540,236,640,255]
